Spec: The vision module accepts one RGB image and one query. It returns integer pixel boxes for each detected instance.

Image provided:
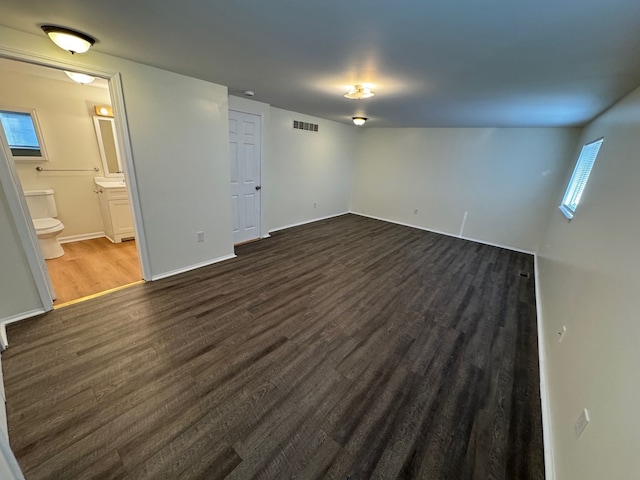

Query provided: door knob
[255,185,261,191]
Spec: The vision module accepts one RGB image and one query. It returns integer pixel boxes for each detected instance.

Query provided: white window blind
[559,138,603,220]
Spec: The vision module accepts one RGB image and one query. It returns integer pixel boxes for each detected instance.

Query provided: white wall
[266,108,356,231]
[0,68,111,239]
[537,85,640,479]
[119,61,232,277]
[0,187,41,320]
[352,128,579,252]
[0,25,234,319]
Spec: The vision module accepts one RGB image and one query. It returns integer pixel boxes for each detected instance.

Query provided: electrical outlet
[196,231,204,242]
[574,408,590,438]
[414,208,418,215]
[558,325,567,343]
[314,202,317,208]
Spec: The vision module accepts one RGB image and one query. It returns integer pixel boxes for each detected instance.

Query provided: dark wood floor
[2,214,544,479]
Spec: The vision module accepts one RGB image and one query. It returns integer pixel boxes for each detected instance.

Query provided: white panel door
[229,110,262,244]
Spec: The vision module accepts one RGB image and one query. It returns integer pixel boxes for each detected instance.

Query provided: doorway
[229,109,262,244]
[0,55,149,308]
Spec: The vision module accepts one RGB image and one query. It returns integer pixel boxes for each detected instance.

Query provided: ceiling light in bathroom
[352,117,368,126]
[64,71,95,84]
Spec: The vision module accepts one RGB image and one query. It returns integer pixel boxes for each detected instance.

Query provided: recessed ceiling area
[1,0,640,127]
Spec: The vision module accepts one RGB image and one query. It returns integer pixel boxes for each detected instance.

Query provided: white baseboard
[0,309,46,350]
[268,211,350,234]
[349,211,534,255]
[59,232,105,244]
[150,253,237,281]
[534,254,555,480]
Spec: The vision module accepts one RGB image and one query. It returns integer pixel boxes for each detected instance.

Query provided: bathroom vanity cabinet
[94,179,135,243]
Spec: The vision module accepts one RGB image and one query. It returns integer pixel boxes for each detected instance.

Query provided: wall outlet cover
[558,325,567,343]
[574,408,590,438]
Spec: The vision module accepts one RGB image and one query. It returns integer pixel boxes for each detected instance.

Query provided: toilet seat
[33,217,64,234]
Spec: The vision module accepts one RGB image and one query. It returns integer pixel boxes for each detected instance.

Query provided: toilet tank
[23,189,58,219]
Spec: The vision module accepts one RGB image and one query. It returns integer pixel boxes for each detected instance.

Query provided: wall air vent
[293,120,319,133]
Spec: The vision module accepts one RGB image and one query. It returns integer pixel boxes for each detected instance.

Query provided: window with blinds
[559,137,603,220]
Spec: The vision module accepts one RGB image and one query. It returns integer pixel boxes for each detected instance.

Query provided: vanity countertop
[94,177,126,189]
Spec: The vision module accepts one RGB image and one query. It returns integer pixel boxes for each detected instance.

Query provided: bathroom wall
[0,65,112,240]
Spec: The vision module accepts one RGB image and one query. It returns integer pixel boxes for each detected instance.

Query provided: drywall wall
[537,85,640,479]
[0,67,111,239]
[117,60,232,277]
[0,186,41,319]
[0,25,234,319]
[266,107,356,231]
[352,128,579,252]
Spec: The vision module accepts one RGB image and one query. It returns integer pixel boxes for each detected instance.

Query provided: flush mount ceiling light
[64,71,95,84]
[344,85,375,100]
[41,25,95,54]
[352,117,367,126]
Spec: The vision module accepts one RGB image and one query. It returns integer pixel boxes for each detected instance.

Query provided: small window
[0,108,48,161]
[559,137,603,220]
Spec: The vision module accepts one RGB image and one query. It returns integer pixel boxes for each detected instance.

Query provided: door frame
[0,47,151,313]
[229,108,267,241]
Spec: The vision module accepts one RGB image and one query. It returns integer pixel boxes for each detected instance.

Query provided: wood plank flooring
[2,214,544,479]
[46,237,141,305]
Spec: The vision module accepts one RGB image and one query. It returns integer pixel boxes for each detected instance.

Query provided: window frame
[559,137,603,220]
[0,106,49,162]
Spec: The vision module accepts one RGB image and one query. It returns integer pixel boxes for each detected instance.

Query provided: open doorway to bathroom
[0,57,143,306]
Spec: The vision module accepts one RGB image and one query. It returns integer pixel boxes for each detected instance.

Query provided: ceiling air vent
[293,120,319,133]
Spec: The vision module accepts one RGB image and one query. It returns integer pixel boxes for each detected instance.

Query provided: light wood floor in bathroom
[46,237,141,305]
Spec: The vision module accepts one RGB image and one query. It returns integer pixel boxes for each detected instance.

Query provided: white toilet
[24,189,65,259]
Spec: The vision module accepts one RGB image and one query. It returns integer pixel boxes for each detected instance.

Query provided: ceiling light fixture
[352,117,367,126]
[41,25,95,54]
[64,71,96,84]
[344,85,375,100]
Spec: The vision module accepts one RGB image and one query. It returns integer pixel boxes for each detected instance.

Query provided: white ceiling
[1,0,640,127]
